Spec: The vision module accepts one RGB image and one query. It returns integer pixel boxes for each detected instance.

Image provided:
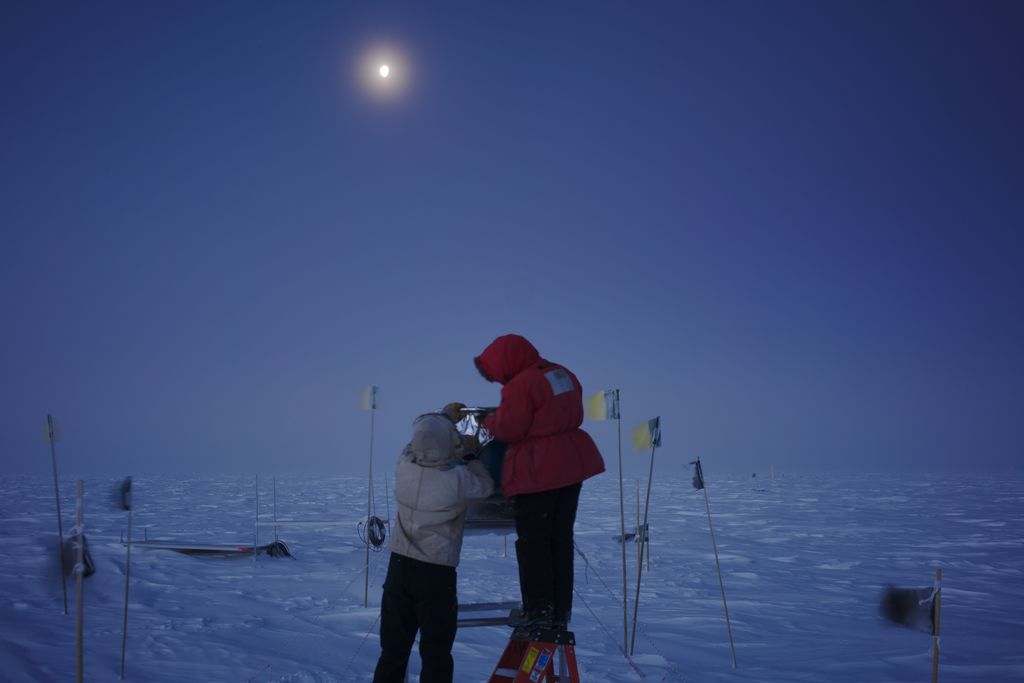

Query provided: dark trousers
[513,482,582,617]
[372,553,458,683]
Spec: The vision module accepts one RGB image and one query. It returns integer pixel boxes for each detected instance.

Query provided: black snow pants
[513,482,583,618]
[372,553,458,683]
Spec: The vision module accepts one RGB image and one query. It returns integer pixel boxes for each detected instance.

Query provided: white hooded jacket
[389,413,495,567]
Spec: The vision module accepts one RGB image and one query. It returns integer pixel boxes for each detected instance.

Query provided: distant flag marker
[360,385,379,411]
[118,477,133,679]
[631,416,661,452]
[881,568,943,682]
[585,389,620,421]
[45,414,68,615]
[881,584,937,634]
[690,456,737,668]
[359,384,380,607]
[586,387,629,650]
[629,416,661,655]
[44,415,62,444]
[690,458,705,491]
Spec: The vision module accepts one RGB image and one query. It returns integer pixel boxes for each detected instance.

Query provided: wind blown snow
[1,472,1022,681]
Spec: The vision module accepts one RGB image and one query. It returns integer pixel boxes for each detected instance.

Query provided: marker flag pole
[932,567,942,683]
[74,479,85,683]
[361,385,379,608]
[614,391,627,653]
[629,416,660,656]
[118,477,132,679]
[635,479,641,570]
[46,414,68,615]
[254,475,259,567]
[587,388,627,651]
[692,457,737,669]
[879,567,942,680]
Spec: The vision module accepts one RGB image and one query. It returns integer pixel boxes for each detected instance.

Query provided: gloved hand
[442,402,466,423]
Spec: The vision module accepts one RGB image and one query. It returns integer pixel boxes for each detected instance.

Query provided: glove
[442,402,466,423]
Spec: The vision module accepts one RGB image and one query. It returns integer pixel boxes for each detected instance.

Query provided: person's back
[374,412,493,683]
[390,414,493,566]
[475,334,605,631]
[475,335,605,497]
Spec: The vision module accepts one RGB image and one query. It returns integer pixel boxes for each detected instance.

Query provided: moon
[379,64,390,79]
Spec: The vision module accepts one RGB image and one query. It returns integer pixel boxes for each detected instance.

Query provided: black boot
[552,610,571,631]
[511,604,555,639]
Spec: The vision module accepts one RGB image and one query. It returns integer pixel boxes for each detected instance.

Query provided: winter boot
[511,604,555,638]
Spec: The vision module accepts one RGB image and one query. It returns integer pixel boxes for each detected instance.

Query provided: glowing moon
[379,64,390,78]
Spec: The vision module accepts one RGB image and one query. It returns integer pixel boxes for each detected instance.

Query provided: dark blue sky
[2,1,1021,477]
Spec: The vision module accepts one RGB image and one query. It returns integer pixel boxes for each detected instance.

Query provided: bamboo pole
[699,463,737,669]
[615,390,628,654]
[74,480,84,683]
[47,414,68,615]
[254,475,259,563]
[364,405,375,608]
[931,567,942,683]
[120,505,132,678]
[273,476,278,542]
[635,479,641,569]
[629,445,656,655]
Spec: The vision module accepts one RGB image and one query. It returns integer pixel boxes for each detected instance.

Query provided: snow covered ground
[1,470,1022,681]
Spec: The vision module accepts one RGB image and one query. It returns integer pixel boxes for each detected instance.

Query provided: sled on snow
[131,539,292,557]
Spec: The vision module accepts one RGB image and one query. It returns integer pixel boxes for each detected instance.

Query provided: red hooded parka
[476,335,606,497]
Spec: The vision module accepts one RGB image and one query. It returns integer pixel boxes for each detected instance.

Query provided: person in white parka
[372,409,494,683]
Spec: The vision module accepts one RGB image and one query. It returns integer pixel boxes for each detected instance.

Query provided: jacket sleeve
[457,460,495,501]
[483,379,534,443]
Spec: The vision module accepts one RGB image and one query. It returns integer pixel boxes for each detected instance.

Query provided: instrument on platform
[457,407,515,532]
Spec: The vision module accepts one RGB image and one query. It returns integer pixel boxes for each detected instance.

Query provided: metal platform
[457,601,520,629]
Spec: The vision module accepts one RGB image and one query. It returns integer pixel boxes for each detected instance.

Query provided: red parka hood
[475,334,541,385]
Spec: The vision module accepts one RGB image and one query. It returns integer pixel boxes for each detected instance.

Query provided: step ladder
[488,628,580,682]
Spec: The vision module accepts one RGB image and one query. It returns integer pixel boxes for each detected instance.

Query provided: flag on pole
[44,415,61,443]
[586,389,620,421]
[360,385,379,411]
[118,477,133,511]
[881,585,938,634]
[631,416,661,452]
[690,459,705,490]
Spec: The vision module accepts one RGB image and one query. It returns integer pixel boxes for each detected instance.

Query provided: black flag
[880,585,937,634]
[119,477,132,511]
[690,459,705,491]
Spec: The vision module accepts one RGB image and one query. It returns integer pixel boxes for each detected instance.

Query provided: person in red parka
[475,334,605,631]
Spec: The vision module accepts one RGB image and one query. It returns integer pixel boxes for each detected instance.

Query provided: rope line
[572,585,647,679]
[339,610,381,680]
[574,542,686,681]
[336,549,390,680]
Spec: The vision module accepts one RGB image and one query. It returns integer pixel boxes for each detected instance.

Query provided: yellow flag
[631,416,661,452]
[585,389,619,421]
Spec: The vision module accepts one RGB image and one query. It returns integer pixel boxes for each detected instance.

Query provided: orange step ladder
[488,628,581,682]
